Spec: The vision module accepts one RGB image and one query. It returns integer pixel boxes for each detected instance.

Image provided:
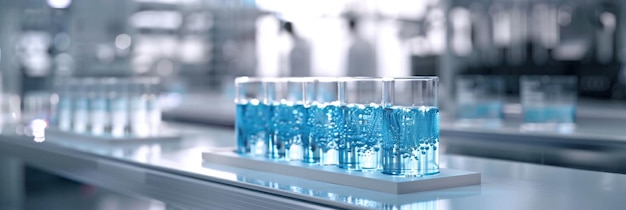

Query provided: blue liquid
[523,105,575,123]
[267,103,307,160]
[456,101,503,120]
[306,103,343,165]
[338,104,383,170]
[381,106,440,176]
[236,102,268,155]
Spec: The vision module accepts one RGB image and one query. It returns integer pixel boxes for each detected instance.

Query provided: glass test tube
[381,77,440,177]
[306,78,343,165]
[146,77,161,136]
[339,77,383,170]
[72,78,90,134]
[130,78,149,137]
[235,77,268,155]
[90,79,109,136]
[266,78,311,161]
[56,78,73,131]
[103,78,116,134]
[111,78,129,137]
[0,93,21,126]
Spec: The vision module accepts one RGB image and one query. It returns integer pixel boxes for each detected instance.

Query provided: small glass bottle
[90,79,109,136]
[55,77,73,131]
[129,78,149,137]
[146,77,161,136]
[72,78,89,134]
[110,78,129,137]
[103,78,116,135]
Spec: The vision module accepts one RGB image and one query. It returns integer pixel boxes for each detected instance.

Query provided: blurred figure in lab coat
[281,22,312,77]
[346,18,377,77]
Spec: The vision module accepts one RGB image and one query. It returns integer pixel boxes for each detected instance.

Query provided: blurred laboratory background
[1,0,626,209]
[4,0,626,108]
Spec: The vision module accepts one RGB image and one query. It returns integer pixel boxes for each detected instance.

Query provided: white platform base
[202,150,481,194]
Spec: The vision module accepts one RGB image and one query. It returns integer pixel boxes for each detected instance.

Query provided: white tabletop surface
[4,122,621,209]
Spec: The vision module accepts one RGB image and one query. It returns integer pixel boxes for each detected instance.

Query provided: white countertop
[1,123,625,209]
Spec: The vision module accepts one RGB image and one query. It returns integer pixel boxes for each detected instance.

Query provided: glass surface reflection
[383,200,437,210]
[202,159,479,209]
